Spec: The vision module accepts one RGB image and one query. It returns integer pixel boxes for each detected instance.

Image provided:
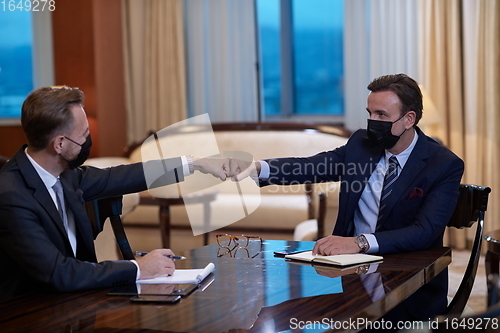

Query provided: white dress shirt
[25,151,78,256]
[25,151,192,280]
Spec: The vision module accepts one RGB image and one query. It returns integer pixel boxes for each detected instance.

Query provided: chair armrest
[86,196,135,260]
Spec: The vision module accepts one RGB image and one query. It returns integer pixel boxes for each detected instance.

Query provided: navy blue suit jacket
[0,146,184,300]
[260,127,464,319]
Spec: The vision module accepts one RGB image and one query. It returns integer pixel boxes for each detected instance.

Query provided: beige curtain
[461,0,500,243]
[122,0,187,144]
[419,0,465,248]
[420,0,500,248]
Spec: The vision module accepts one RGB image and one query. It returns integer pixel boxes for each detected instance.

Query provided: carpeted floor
[448,250,487,313]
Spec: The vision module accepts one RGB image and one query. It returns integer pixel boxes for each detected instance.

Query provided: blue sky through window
[0,11,33,119]
[257,0,344,117]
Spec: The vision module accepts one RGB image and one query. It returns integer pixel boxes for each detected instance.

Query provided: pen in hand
[135,251,186,260]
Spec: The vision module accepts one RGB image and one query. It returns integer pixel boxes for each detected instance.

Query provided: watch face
[355,235,368,253]
[356,264,370,275]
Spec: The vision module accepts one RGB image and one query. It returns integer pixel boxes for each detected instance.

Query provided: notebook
[285,251,383,266]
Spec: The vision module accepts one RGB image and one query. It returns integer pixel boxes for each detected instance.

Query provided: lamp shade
[418,85,441,127]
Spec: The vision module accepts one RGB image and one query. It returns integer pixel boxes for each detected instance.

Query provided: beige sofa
[122,123,349,253]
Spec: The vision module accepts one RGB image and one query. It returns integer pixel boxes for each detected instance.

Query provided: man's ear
[405,111,416,128]
[52,135,65,154]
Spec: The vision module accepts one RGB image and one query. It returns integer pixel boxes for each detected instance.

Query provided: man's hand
[136,249,176,280]
[228,159,260,181]
[192,156,229,181]
[312,235,360,256]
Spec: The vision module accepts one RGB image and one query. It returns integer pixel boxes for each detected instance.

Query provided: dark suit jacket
[0,145,184,300]
[260,127,464,319]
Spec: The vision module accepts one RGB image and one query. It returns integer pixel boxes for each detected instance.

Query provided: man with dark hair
[0,86,228,300]
[231,74,464,323]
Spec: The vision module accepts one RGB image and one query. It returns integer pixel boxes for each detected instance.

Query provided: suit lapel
[61,177,97,261]
[33,187,68,235]
[16,147,96,260]
[345,152,382,207]
[340,143,383,236]
[377,130,430,226]
[16,148,69,240]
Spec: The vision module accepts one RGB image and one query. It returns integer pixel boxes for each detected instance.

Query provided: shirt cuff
[364,233,379,254]
[181,155,192,176]
[131,259,141,281]
[257,160,270,179]
[367,263,379,274]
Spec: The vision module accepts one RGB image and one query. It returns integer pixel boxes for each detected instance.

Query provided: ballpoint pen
[135,251,186,260]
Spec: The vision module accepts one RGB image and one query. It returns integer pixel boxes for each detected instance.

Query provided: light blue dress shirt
[354,130,419,253]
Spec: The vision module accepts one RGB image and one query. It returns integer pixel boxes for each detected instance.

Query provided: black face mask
[62,134,92,169]
[367,114,406,149]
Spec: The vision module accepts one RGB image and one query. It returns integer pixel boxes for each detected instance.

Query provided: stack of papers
[138,262,215,284]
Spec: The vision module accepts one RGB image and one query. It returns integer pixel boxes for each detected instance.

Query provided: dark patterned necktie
[377,156,399,226]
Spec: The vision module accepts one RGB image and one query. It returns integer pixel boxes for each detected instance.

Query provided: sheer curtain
[183,0,259,122]
[122,0,187,144]
[344,0,420,131]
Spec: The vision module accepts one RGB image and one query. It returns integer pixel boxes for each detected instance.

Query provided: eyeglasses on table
[216,234,263,258]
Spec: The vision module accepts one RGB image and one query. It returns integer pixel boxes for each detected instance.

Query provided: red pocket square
[408,187,424,199]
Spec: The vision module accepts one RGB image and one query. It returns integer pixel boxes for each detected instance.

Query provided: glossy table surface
[0,240,451,333]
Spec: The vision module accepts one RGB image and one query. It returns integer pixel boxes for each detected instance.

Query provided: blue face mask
[367,114,406,149]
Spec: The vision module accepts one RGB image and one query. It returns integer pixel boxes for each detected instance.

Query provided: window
[0,10,53,125]
[256,0,344,119]
[0,10,34,122]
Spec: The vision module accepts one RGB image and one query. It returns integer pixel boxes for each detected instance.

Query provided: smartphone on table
[130,295,181,303]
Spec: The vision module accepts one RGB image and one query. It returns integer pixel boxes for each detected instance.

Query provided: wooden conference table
[0,240,451,333]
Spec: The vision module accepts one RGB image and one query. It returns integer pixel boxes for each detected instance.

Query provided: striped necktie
[377,156,399,226]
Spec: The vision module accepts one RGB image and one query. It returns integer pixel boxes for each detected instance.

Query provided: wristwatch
[355,235,370,253]
[355,264,370,275]
[186,155,195,174]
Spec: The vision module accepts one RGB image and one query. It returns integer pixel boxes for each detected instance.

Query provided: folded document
[138,262,215,284]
